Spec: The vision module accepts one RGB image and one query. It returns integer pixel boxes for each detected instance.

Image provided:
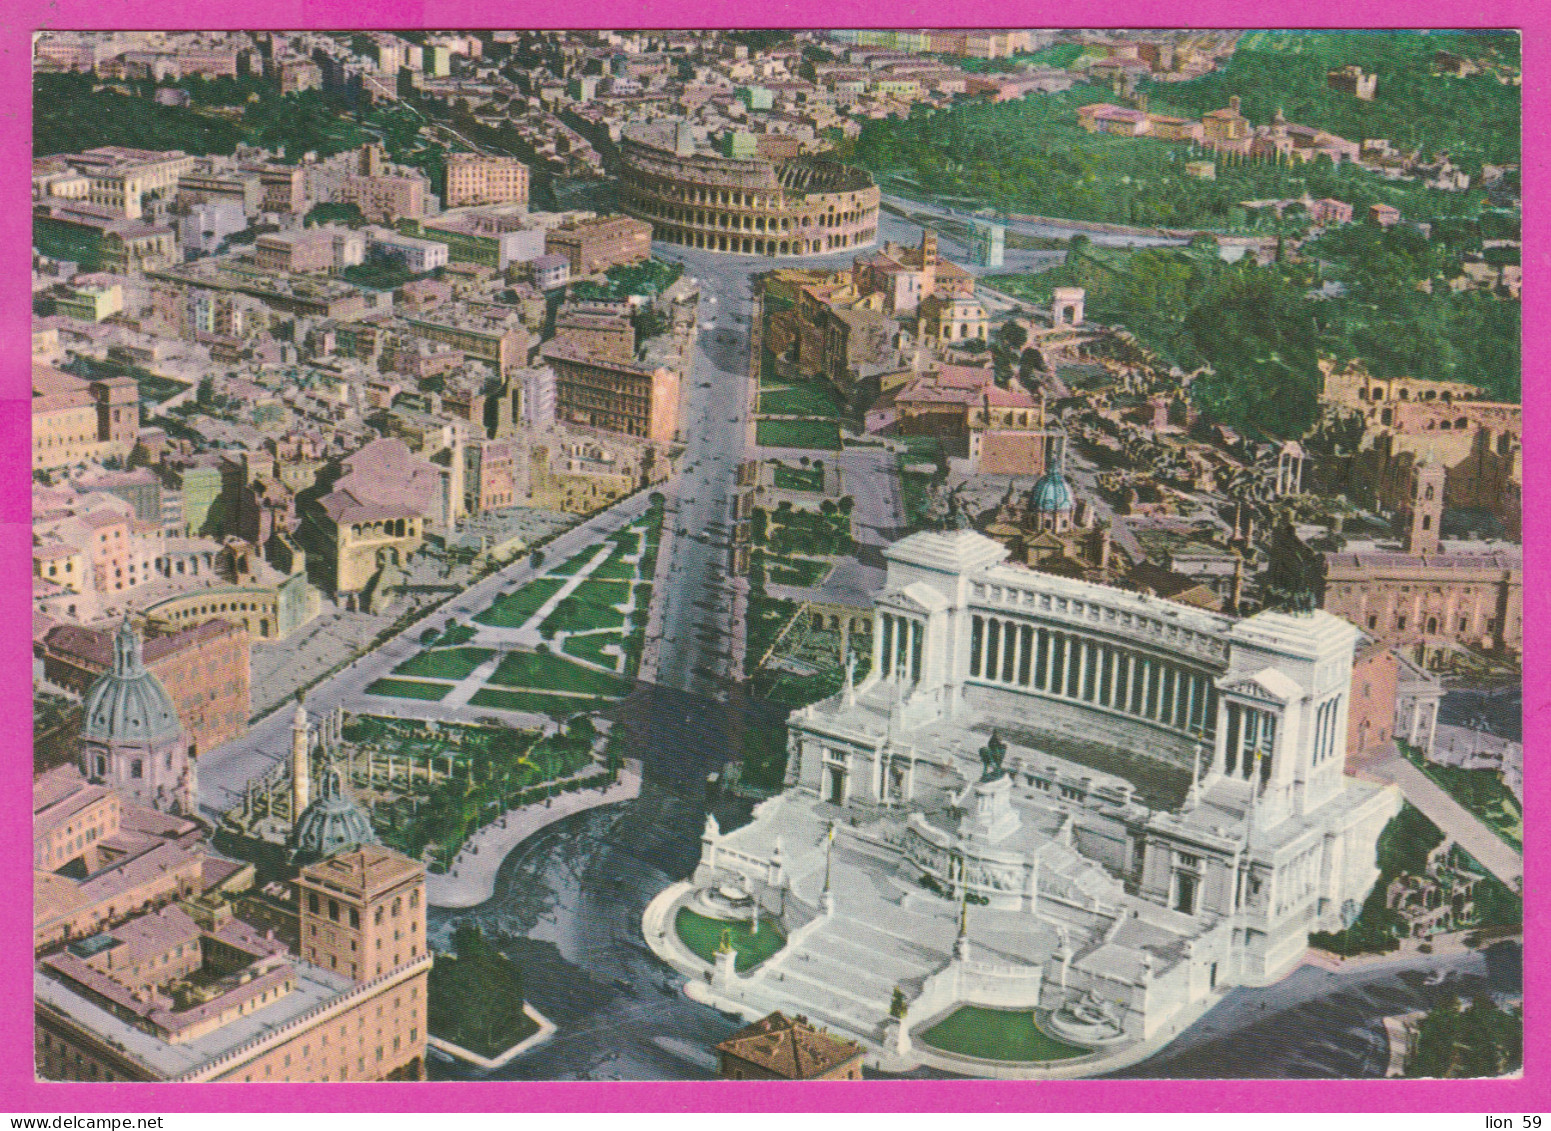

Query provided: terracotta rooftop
[44,618,242,671]
[715,1011,863,1079]
[299,844,422,899]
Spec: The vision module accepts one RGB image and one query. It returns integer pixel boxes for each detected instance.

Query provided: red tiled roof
[716,1011,862,1079]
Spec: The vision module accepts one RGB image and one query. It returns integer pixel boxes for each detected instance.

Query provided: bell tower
[1402,452,1444,555]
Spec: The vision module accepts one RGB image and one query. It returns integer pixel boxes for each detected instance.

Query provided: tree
[429,925,531,1057]
[1407,997,1522,1078]
[1000,320,1028,351]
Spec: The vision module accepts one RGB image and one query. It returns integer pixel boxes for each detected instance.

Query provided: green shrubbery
[429,925,537,1059]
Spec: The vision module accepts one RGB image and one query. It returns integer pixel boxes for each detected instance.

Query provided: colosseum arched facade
[618,124,880,257]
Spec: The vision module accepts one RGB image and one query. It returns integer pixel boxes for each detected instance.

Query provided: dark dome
[83,619,182,747]
[290,767,378,861]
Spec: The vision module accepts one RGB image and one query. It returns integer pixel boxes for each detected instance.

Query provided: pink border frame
[5,2,1543,1111]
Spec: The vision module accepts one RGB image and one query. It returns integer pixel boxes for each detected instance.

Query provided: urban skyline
[29,26,1522,1084]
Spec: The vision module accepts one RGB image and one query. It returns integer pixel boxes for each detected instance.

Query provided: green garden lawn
[549,546,605,576]
[468,688,611,716]
[757,382,843,419]
[393,647,494,681]
[757,419,842,450]
[475,577,565,627]
[764,555,832,588]
[562,632,625,670]
[919,1006,1090,1063]
[674,908,786,973]
[365,678,452,702]
[489,650,631,697]
[1409,753,1523,848]
[436,623,478,646]
[589,552,639,582]
[771,463,825,492]
[606,529,642,554]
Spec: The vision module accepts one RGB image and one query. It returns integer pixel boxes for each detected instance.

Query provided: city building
[1318,545,1522,668]
[255,228,338,274]
[716,1012,865,1080]
[544,214,653,277]
[32,365,139,472]
[443,152,530,209]
[403,302,536,375]
[619,121,878,257]
[1346,640,1400,760]
[34,203,177,275]
[295,845,427,982]
[463,438,517,514]
[554,301,636,362]
[854,230,976,316]
[55,147,197,221]
[541,337,680,445]
[78,618,195,815]
[306,438,443,599]
[916,293,990,346]
[41,617,250,757]
[32,764,208,951]
[530,253,570,291]
[36,842,431,1082]
[398,208,546,270]
[365,227,450,274]
[1317,360,1521,530]
[53,282,123,323]
[648,528,1402,1076]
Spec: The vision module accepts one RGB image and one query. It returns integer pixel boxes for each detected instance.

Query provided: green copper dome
[82,619,182,747]
[290,766,379,862]
[1030,468,1073,514]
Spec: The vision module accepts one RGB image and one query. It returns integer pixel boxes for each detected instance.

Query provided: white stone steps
[797,933,927,991]
[781,951,902,1001]
[749,972,887,1040]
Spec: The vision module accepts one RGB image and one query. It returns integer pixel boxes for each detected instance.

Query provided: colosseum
[618,122,880,257]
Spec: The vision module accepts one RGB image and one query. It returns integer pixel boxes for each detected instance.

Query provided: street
[1112,942,1521,1078]
[424,681,788,1081]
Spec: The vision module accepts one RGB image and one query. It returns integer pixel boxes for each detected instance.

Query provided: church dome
[290,767,379,862]
[83,619,182,747]
[1030,468,1073,514]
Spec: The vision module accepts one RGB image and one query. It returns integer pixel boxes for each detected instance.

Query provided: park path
[442,653,505,709]
[471,543,617,647]
[426,763,643,909]
[1362,747,1523,887]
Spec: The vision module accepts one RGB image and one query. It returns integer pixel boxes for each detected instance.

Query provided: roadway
[1112,942,1521,1078]
[648,238,894,695]
[1362,749,1523,888]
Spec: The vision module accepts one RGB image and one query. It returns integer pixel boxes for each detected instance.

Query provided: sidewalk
[426,764,643,909]
[1363,749,1522,887]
